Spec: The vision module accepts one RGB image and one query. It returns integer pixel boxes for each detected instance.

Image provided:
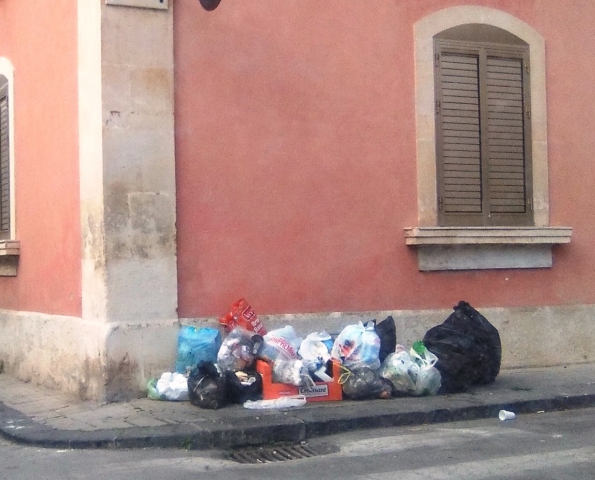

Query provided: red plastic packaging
[218,298,267,335]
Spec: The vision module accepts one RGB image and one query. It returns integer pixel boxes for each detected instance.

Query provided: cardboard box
[256,359,343,402]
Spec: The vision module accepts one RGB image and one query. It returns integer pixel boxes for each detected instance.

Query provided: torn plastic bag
[217,328,264,372]
[422,301,502,393]
[187,362,228,409]
[331,322,381,370]
[259,326,303,362]
[374,316,397,364]
[175,325,221,374]
[340,366,393,400]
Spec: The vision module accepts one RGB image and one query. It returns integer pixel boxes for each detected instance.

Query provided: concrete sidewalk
[0,363,594,451]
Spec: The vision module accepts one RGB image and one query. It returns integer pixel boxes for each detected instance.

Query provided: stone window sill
[404,227,572,271]
[0,240,20,276]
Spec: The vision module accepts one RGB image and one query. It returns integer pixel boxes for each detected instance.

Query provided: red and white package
[218,298,267,335]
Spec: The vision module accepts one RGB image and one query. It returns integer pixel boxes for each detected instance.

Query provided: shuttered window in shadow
[435,40,532,227]
[0,80,9,238]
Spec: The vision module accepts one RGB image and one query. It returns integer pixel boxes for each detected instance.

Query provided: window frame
[0,58,19,276]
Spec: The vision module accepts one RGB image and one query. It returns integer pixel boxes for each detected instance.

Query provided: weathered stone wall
[0,310,178,401]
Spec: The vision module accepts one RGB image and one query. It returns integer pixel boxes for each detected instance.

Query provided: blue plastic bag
[175,326,221,374]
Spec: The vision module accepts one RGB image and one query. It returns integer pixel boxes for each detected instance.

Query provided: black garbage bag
[446,301,501,385]
[188,361,228,409]
[341,367,393,400]
[422,301,501,394]
[374,316,397,364]
[225,370,263,404]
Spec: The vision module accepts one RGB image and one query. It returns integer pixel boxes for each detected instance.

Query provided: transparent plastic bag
[380,343,441,396]
[259,326,303,362]
[379,346,418,394]
[331,322,381,370]
[341,367,393,400]
[272,359,314,387]
[410,341,441,396]
[410,340,438,368]
[413,365,441,396]
[298,331,333,374]
[217,328,264,372]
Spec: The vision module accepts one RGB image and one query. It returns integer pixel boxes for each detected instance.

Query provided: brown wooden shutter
[435,40,532,227]
[0,83,9,236]
[485,54,532,225]
[436,51,483,225]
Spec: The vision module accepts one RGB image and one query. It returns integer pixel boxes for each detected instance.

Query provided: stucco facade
[0,0,593,401]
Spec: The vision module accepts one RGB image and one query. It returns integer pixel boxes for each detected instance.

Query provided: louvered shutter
[0,83,9,237]
[435,40,532,226]
[436,52,483,224]
[485,54,531,225]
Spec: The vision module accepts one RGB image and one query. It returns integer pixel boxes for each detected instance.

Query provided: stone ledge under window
[0,240,20,276]
[404,227,572,271]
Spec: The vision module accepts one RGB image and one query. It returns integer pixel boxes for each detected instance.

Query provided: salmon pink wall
[175,0,595,317]
[0,0,81,315]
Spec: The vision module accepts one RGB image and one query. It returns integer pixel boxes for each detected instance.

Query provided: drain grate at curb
[228,442,336,464]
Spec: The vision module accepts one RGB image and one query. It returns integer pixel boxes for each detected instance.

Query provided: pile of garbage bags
[148,299,501,408]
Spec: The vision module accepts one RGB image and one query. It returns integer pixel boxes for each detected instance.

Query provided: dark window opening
[0,75,10,238]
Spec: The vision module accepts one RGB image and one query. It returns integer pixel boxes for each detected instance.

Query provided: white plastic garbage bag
[154,372,189,401]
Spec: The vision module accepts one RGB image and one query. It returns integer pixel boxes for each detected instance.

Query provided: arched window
[434,25,531,226]
[0,58,19,276]
[406,7,571,271]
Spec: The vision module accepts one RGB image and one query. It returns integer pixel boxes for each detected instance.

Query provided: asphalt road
[1,407,595,479]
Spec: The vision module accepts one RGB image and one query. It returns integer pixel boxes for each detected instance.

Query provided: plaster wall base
[0,310,178,402]
[0,304,593,401]
[195,303,595,370]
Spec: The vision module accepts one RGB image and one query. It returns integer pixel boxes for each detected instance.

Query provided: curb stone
[2,390,595,450]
